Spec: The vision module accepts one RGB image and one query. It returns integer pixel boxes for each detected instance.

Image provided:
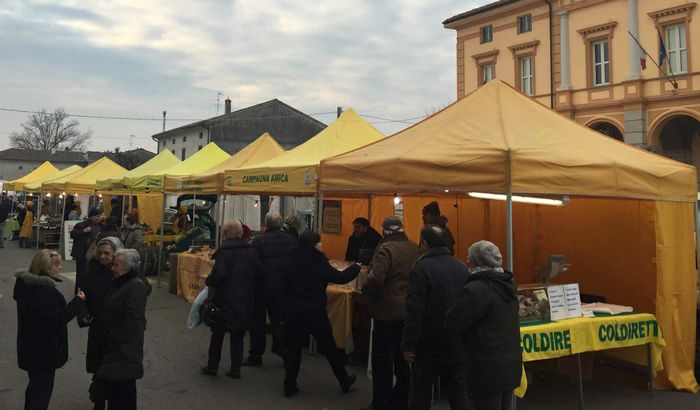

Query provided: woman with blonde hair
[14,249,86,409]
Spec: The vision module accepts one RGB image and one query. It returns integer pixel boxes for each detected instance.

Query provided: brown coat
[363,232,421,321]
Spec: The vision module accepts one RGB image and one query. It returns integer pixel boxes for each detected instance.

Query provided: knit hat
[88,207,101,218]
[468,240,503,269]
[422,201,441,217]
[242,224,251,241]
[382,216,404,234]
[97,236,124,252]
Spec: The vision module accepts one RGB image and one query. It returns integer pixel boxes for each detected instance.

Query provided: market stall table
[516,312,665,408]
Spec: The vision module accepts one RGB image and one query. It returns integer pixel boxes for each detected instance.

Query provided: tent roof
[23,165,83,192]
[225,109,385,194]
[96,149,181,192]
[162,133,285,194]
[129,142,230,192]
[319,80,697,202]
[42,157,127,193]
[4,161,59,191]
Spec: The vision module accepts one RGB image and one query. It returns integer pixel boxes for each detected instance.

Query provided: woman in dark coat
[281,231,360,398]
[95,249,148,410]
[201,220,261,378]
[82,237,123,410]
[14,249,85,410]
[445,241,522,410]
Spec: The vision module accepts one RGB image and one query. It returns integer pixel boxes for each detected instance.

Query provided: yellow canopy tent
[318,80,698,392]
[96,149,181,194]
[23,165,83,192]
[41,157,127,194]
[225,109,385,195]
[4,161,59,191]
[163,133,285,194]
[129,142,230,193]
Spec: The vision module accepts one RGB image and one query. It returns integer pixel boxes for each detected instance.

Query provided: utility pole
[162,111,167,132]
[337,106,343,118]
[130,134,134,150]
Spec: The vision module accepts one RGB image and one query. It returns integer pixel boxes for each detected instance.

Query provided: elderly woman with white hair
[93,249,149,410]
[445,241,522,410]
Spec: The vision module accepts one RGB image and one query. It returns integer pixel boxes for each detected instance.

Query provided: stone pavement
[0,241,698,409]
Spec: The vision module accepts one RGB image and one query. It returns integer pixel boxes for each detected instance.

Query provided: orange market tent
[162,133,285,194]
[319,80,698,392]
[129,142,230,193]
[41,157,127,194]
[4,161,60,191]
[224,109,384,195]
[23,165,83,192]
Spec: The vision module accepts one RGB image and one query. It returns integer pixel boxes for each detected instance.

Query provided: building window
[519,56,533,95]
[18,165,23,170]
[163,140,166,146]
[183,136,187,142]
[199,132,203,139]
[592,40,610,86]
[481,64,494,84]
[666,24,688,74]
[181,148,186,160]
[172,138,175,144]
[518,15,532,34]
[198,145,203,151]
[172,149,176,155]
[480,26,493,43]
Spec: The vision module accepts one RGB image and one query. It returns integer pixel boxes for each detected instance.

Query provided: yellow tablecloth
[144,233,178,246]
[176,253,356,349]
[516,313,665,397]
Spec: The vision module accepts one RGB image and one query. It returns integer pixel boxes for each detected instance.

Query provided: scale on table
[537,254,571,284]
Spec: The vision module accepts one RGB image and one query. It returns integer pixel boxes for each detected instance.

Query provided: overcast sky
[0,0,488,152]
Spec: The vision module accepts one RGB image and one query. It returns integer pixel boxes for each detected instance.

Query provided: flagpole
[627,30,677,89]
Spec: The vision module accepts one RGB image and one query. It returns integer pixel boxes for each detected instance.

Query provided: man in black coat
[402,225,470,410]
[345,217,382,264]
[446,241,521,410]
[0,192,11,249]
[96,249,148,410]
[246,211,298,366]
[71,207,103,292]
[421,201,456,255]
[202,220,262,378]
[14,249,85,410]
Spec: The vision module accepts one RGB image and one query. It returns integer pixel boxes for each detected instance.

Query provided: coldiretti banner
[516,313,665,397]
[224,165,317,194]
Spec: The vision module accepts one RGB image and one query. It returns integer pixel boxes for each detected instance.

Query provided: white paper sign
[564,283,582,318]
[547,283,582,321]
[63,221,80,260]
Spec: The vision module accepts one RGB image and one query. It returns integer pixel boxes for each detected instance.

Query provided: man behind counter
[345,217,382,264]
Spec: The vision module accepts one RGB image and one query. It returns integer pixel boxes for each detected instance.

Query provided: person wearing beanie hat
[421,201,456,256]
[71,207,103,293]
[446,241,521,410]
[361,215,420,410]
[345,217,382,264]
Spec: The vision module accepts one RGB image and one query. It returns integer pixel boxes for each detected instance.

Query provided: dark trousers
[75,256,87,293]
[207,326,244,373]
[25,369,55,410]
[106,379,136,410]
[249,295,282,357]
[372,320,410,410]
[469,390,513,410]
[408,357,469,410]
[283,309,349,389]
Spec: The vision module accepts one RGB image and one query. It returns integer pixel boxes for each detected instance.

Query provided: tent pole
[156,193,166,290]
[367,194,372,226]
[59,195,67,256]
[192,193,197,231]
[36,191,41,249]
[505,150,514,271]
[695,201,700,284]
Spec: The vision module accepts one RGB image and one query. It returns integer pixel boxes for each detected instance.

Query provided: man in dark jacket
[71,207,103,292]
[0,192,11,249]
[422,201,455,255]
[96,249,148,410]
[402,225,470,410]
[246,211,298,366]
[109,198,122,227]
[446,241,521,410]
[202,220,262,378]
[14,249,85,410]
[362,216,421,410]
[345,217,382,264]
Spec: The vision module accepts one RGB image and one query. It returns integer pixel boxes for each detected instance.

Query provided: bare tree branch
[9,108,91,151]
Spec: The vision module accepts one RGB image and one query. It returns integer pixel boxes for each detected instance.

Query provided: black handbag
[200,287,221,327]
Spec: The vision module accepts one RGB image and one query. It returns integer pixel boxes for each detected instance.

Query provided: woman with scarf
[445,241,522,410]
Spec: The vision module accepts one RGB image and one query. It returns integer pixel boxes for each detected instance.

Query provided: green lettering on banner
[620,323,628,341]
[563,330,571,349]
[606,324,615,341]
[630,322,639,339]
[540,333,551,352]
[639,322,646,338]
[650,320,659,337]
[533,333,541,352]
[523,334,533,353]
[599,324,607,342]
[554,331,564,350]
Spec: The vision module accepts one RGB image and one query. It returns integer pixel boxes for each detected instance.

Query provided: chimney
[224,98,232,114]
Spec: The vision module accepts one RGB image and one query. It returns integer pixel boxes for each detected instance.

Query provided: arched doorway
[653,115,700,167]
[589,121,624,141]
